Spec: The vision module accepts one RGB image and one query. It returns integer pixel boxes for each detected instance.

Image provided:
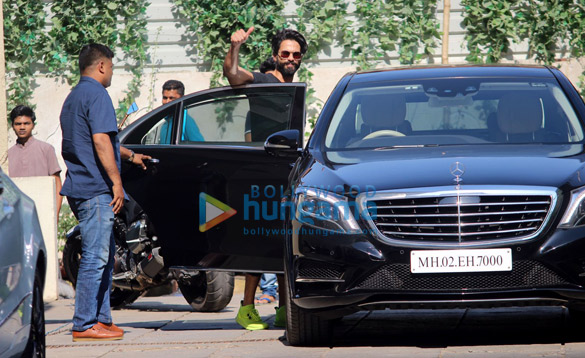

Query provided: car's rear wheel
[285,273,332,346]
[178,271,234,312]
[63,237,142,308]
[23,268,45,358]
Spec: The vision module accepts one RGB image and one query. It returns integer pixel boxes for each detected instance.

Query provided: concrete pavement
[45,277,585,357]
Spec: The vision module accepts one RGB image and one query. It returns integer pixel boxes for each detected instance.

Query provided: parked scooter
[63,195,234,311]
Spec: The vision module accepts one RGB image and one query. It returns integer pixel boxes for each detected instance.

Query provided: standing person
[158,79,204,143]
[223,27,307,330]
[244,57,278,142]
[252,57,279,304]
[224,27,306,86]
[60,43,150,341]
[7,105,63,217]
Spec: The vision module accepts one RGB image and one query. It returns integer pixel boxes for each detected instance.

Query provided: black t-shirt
[252,72,280,84]
[247,72,288,141]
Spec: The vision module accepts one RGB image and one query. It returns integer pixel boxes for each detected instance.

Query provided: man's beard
[277,60,300,77]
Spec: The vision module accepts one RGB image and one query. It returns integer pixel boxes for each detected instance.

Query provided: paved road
[46,287,585,357]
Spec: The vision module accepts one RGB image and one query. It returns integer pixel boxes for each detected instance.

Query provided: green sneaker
[236,302,268,330]
[274,306,286,328]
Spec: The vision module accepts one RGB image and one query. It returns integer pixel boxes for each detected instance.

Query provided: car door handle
[146,158,159,165]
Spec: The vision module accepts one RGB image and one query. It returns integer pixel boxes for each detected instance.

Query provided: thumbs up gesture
[230,27,254,49]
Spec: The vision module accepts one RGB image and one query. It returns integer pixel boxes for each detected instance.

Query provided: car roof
[346,64,556,84]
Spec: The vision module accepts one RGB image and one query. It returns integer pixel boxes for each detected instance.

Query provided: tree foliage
[462,0,519,63]
[172,0,287,87]
[4,0,149,120]
[3,0,47,110]
[353,0,439,69]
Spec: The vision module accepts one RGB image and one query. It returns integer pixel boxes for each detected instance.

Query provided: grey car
[0,168,47,357]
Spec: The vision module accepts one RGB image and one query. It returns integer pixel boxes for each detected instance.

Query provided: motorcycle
[62,195,234,311]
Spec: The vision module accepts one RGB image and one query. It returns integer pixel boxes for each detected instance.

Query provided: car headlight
[559,186,585,227]
[294,187,361,234]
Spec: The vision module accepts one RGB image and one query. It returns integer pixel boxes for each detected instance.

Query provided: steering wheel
[363,130,405,140]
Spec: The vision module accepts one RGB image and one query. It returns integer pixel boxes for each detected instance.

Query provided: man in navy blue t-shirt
[60,43,150,342]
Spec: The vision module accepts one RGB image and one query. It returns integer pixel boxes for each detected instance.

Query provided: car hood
[299,144,585,192]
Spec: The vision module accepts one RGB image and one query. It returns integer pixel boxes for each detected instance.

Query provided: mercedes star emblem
[450,161,465,185]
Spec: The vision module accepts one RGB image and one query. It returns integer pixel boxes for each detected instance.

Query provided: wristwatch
[127,150,135,163]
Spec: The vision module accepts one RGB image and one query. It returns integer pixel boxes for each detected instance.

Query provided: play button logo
[199,192,237,232]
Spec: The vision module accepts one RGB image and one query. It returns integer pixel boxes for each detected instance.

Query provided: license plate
[410,248,512,273]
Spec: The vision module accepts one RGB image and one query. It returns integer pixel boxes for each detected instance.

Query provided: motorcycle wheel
[63,237,143,308]
[178,271,234,312]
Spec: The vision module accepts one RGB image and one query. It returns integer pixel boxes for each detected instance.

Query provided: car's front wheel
[178,271,234,312]
[22,268,45,358]
[285,273,332,346]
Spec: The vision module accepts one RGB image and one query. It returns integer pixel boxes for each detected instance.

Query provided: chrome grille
[361,187,557,247]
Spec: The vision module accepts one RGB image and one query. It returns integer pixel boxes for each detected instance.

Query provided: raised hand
[230,27,254,48]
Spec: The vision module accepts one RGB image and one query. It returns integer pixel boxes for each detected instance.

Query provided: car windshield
[324,77,584,150]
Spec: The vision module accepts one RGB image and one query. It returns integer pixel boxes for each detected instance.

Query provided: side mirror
[264,129,301,157]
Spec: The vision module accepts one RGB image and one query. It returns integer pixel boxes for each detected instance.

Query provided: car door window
[180,90,295,145]
[140,106,176,145]
[0,178,17,222]
[122,85,303,146]
[121,105,177,145]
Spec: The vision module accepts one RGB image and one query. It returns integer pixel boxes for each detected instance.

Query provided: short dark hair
[9,105,36,124]
[271,29,308,56]
[162,80,185,96]
[260,57,276,73]
[78,43,114,73]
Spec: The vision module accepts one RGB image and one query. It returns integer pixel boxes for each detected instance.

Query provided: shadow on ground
[53,298,585,348]
[327,306,585,347]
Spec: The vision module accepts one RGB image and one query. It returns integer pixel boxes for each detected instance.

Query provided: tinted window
[325,78,584,149]
[181,93,293,145]
[123,106,176,145]
[122,86,301,146]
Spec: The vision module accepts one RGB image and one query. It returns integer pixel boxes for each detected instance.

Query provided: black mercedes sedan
[120,65,585,346]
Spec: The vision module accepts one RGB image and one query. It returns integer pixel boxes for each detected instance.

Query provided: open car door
[119,83,306,273]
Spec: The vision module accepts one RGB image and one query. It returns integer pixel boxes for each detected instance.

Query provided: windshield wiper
[374,144,440,150]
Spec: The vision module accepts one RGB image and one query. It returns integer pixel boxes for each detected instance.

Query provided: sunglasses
[278,51,303,60]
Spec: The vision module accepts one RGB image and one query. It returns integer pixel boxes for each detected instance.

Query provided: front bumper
[288,221,585,312]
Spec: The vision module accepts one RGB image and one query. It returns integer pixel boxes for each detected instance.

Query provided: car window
[325,78,585,149]
[120,106,177,145]
[180,92,293,145]
[0,177,17,222]
[121,86,302,146]
[140,106,177,145]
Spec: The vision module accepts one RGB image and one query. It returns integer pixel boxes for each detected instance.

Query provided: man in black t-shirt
[223,27,307,86]
[223,26,307,331]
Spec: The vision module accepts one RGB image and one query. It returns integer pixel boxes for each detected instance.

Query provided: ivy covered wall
[4,0,585,130]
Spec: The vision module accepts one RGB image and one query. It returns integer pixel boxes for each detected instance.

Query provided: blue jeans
[68,194,116,331]
[260,273,277,298]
